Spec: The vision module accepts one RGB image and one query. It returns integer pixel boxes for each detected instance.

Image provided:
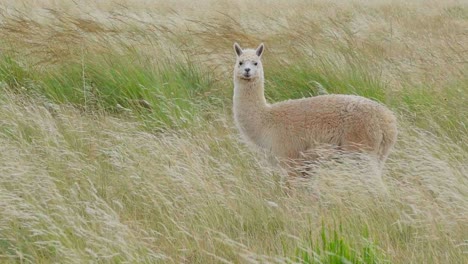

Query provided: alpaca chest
[234,113,272,149]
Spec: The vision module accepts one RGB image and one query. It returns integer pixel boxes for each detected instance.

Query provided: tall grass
[0,0,467,263]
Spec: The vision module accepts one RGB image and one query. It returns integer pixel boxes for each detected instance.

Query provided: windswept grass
[0,0,467,263]
[0,51,219,130]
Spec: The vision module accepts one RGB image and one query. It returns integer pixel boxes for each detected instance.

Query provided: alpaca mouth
[241,74,252,79]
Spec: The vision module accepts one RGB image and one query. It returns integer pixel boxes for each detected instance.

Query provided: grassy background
[0,0,467,263]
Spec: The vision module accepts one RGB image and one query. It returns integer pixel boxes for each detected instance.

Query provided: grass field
[0,0,467,263]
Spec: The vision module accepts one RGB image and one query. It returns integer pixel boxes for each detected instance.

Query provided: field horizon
[0,0,467,263]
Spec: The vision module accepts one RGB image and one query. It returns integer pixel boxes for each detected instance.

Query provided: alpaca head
[233,43,264,82]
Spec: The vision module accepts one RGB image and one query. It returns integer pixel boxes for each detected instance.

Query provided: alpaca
[232,43,397,175]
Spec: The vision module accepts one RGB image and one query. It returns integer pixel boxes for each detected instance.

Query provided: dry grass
[0,0,467,263]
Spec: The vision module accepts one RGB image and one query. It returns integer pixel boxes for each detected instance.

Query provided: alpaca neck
[233,77,270,147]
[233,77,268,116]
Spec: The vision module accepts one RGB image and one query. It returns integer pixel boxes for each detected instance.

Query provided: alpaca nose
[245,68,251,73]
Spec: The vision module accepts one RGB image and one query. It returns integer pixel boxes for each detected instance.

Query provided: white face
[233,43,264,81]
[236,57,261,80]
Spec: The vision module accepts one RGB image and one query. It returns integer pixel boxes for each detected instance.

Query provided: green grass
[265,56,387,102]
[398,79,468,144]
[293,224,387,264]
[2,50,465,141]
[0,52,220,130]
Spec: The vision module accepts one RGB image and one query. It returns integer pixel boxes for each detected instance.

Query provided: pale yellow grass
[0,91,466,263]
[1,0,466,86]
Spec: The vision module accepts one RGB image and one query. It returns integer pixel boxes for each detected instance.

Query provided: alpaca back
[266,94,397,163]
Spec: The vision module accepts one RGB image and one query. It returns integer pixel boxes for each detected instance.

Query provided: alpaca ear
[234,43,243,57]
[256,43,264,57]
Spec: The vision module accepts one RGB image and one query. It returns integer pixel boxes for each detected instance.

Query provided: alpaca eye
[239,62,243,66]
[254,62,258,66]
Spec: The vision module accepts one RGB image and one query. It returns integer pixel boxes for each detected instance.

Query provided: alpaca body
[232,43,397,169]
[234,93,397,164]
